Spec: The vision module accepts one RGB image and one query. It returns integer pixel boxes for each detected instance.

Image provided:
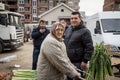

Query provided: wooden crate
[105,45,120,73]
[105,45,120,57]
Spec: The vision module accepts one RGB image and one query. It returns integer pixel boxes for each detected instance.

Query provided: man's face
[39,22,46,29]
[60,20,67,28]
[70,14,81,27]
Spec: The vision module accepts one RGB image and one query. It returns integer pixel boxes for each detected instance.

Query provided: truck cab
[0,3,24,53]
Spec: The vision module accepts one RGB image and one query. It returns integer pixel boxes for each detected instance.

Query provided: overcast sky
[79,0,104,16]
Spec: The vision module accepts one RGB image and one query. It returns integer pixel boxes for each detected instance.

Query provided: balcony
[24,11,32,14]
[18,4,32,7]
[38,3,48,7]
[24,3,32,7]
[23,19,32,23]
[8,5,17,8]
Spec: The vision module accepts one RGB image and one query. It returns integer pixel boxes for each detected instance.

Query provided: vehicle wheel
[0,43,3,53]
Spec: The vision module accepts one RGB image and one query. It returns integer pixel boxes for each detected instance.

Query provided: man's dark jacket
[64,22,94,63]
[31,26,49,48]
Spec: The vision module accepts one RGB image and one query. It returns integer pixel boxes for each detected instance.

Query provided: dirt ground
[0,40,120,80]
[0,40,33,73]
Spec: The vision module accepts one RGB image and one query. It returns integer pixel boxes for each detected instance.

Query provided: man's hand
[81,62,87,70]
[40,29,45,33]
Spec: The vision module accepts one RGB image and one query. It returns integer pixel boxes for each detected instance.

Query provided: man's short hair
[71,11,81,18]
[59,18,66,22]
[39,20,45,23]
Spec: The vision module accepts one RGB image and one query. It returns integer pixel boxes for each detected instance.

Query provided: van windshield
[101,19,120,33]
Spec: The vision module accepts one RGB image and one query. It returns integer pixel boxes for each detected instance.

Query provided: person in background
[37,22,81,80]
[64,12,94,80]
[31,20,49,70]
[60,18,69,31]
[26,29,30,42]
[60,19,69,38]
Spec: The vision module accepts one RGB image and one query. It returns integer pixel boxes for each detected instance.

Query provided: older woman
[37,22,80,80]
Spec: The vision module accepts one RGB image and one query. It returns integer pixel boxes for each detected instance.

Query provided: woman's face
[54,25,64,39]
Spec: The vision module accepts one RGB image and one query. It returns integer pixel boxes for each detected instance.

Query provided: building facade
[38,3,75,25]
[103,0,120,11]
[0,0,80,24]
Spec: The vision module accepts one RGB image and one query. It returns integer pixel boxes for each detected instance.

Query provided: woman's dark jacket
[31,26,49,48]
[64,22,94,63]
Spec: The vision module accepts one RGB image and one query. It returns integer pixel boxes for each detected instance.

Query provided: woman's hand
[81,62,87,70]
[76,73,81,79]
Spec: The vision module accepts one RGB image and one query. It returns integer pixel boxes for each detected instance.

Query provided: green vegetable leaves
[86,42,114,80]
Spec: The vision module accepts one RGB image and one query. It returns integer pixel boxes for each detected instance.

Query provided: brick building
[103,0,120,11]
[0,0,80,24]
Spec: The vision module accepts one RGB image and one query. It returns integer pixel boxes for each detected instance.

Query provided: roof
[38,3,75,18]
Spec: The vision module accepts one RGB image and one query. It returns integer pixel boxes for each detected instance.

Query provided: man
[60,19,69,31]
[64,12,94,80]
[31,20,49,70]
[60,19,69,38]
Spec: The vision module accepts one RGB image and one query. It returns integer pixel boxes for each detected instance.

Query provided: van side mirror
[94,21,101,34]
[94,28,101,34]
[94,28,98,34]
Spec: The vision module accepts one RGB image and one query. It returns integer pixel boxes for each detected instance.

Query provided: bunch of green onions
[12,69,37,80]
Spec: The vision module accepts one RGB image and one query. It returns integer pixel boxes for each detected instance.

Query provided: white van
[86,11,120,52]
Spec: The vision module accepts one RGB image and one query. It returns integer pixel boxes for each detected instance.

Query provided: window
[68,1,73,7]
[24,7,30,11]
[19,7,24,12]
[21,16,25,20]
[49,0,54,9]
[0,14,7,25]
[8,14,22,27]
[33,9,37,13]
[19,0,24,4]
[101,19,120,33]
[24,0,29,4]
[61,9,64,12]
[40,0,47,3]
[74,2,78,6]
[33,17,38,21]
[32,1,37,6]
[25,14,30,19]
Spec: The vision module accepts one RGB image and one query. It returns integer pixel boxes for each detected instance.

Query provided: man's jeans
[32,47,40,70]
[67,63,83,80]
